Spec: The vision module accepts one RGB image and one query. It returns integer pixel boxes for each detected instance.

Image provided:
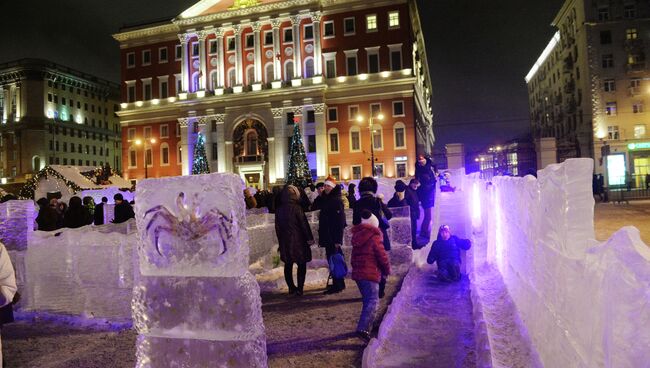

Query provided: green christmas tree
[192,133,210,175]
[286,123,313,188]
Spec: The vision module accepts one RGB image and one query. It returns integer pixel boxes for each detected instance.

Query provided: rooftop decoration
[230,0,260,9]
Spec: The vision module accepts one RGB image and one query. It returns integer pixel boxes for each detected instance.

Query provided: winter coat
[405,187,420,219]
[415,158,437,208]
[353,192,393,250]
[94,203,106,225]
[347,192,357,209]
[318,185,346,248]
[113,202,135,224]
[275,188,313,264]
[63,207,92,229]
[387,193,406,208]
[245,195,257,209]
[427,235,471,266]
[310,195,325,212]
[351,224,391,283]
[0,243,16,308]
[36,206,60,231]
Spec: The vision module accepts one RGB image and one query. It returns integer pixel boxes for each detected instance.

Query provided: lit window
[605,102,617,116]
[607,125,619,140]
[366,15,377,31]
[330,167,341,180]
[603,79,615,92]
[388,11,400,28]
[634,124,646,138]
[626,28,638,40]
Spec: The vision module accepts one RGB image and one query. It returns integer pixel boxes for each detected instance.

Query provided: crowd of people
[34,193,135,231]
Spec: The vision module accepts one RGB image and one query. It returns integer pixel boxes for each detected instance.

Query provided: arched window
[246,65,255,85]
[210,70,219,90]
[160,143,170,165]
[32,156,41,171]
[371,124,383,150]
[227,68,236,88]
[191,72,200,92]
[284,60,294,82]
[177,142,183,164]
[349,126,362,152]
[245,130,258,156]
[393,122,406,149]
[304,57,314,78]
[328,128,340,153]
[265,62,274,82]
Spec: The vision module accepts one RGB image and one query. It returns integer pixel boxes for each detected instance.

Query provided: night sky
[0,0,564,152]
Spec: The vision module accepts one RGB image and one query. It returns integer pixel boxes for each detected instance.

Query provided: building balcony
[563,81,575,94]
[235,154,264,163]
[624,38,644,51]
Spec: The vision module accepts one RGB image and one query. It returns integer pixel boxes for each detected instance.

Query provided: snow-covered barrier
[472,158,650,367]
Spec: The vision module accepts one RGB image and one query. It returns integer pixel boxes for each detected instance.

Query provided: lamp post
[135,138,156,179]
[357,113,384,177]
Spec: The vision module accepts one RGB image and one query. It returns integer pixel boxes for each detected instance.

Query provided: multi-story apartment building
[113,0,433,188]
[0,59,122,184]
[526,0,650,187]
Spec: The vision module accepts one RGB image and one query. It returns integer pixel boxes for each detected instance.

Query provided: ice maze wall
[468,158,650,367]
[133,173,267,368]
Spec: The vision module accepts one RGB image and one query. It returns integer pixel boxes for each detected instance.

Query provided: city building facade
[526,0,650,188]
[0,59,122,185]
[113,0,433,188]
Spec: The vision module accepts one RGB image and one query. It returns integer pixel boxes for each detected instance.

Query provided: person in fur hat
[350,210,391,342]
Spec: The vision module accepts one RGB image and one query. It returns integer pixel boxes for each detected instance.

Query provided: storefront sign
[628,142,650,150]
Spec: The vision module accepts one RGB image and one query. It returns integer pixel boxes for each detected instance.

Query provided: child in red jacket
[350,210,391,342]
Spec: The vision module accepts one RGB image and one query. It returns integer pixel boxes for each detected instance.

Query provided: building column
[271,19,282,81]
[225,141,234,173]
[179,118,190,175]
[215,114,226,172]
[291,15,302,79]
[314,103,327,177]
[272,108,286,180]
[178,34,189,93]
[14,84,20,122]
[252,22,263,83]
[215,28,225,88]
[311,12,323,76]
[198,31,208,91]
[234,25,243,86]
[2,87,8,123]
[267,137,277,184]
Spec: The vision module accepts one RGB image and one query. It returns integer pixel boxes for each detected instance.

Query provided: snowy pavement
[363,264,476,368]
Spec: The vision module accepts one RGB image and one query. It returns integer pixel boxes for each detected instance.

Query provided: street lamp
[135,138,156,179]
[357,113,384,177]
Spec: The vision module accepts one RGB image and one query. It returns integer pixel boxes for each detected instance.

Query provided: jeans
[420,206,432,238]
[355,280,379,333]
[284,262,307,291]
[437,260,461,282]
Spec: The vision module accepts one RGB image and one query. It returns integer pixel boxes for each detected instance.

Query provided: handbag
[328,253,348,279]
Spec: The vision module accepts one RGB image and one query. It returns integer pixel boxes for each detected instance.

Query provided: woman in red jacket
[350,210,391,341]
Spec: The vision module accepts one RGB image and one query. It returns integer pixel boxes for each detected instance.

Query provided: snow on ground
[594,199,650,244]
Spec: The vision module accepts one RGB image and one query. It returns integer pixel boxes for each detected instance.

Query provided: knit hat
[394,180,407,193]
[324,175,337,188]
[360,209,379,228]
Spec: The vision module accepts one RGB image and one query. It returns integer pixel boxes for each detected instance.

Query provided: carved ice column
[314,103,327,177]
[271,108,286,180]
[291,15,302,79]
[179,118,190,176]
[178,34,189,93]
[312,12,323,76]
[271,19,282,81]
[252,22,263,84]
[215,28,226,88]
[234,25,244,87]
[198,31,208,91]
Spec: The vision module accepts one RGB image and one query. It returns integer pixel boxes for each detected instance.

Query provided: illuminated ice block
[133,173,267,368]
[0,200,35,251]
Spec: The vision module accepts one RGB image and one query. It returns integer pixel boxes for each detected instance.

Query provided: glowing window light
[337,76,347,83]
[151,99,160,105]
[525,31,560,83]
[167,96,177,103]
[358,73,368,81]
[196,90,206,98]
[381,71,391,78]
[135,101,144,107]
[271,81,282,89]
[120,103,128,109]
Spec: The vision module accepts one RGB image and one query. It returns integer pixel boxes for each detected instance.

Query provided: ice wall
[0,200,35,251]
[133,173,267,368]
[470,158,650,367]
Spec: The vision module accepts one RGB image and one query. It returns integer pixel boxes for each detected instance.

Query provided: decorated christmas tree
[192,133,210,175]
[286,122,313,188]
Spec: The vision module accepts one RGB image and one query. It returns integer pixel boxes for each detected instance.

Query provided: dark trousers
[284,262,307,291]
[410,215,419,249]
[437,260,461,282]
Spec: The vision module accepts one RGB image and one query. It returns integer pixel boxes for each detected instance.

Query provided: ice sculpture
[0,200,35,251]
[133,173,267,368]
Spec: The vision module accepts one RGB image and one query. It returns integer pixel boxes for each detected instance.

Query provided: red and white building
[114,0,433,188]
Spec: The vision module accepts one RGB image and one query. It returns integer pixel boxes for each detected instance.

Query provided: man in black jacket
[112,193,134,224]
[94,197,108,225]
[318,176,347,294]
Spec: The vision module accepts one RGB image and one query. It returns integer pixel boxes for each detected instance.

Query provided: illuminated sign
[628,142,650,150]
[607,154,626,186]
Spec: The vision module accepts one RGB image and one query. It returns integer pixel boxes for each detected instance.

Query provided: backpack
[328,253,348,279]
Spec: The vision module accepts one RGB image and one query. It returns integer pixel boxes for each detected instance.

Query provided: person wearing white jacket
[0,242,17,367]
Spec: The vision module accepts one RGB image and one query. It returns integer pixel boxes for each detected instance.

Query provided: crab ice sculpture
[143,191,235,259]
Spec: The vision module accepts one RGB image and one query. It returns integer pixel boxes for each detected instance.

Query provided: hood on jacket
[351,224,383,246]
[280,185,300,204]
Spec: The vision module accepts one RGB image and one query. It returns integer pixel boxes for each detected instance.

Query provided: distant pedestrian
[35,197,59,231]
[427,225,471,282]
[646,173,650,190]
[0,241,17,367]
[244,188,257,209]
[113,193,135,224]
[318,176,347,294]
[415,155,437,239]
[275,185,314,296]
[63,196,92,229]
[350,210,391,342]
[347,183,357,208]
[94,197,108,225]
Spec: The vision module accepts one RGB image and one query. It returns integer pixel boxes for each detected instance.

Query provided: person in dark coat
[406,179,422,249]
[427,225,471,282]
[353,177,392,298]
[63,196,92,229]
[113,193,135,224]
[387,180,408,208]
[347,183,357,209]
[310,182,326,211]
[318,176,347,294]
[244,188,257,209]
[35,197,59,231]
[94,197,108,225]
[275,185,314,296]
[415,155,437,239]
